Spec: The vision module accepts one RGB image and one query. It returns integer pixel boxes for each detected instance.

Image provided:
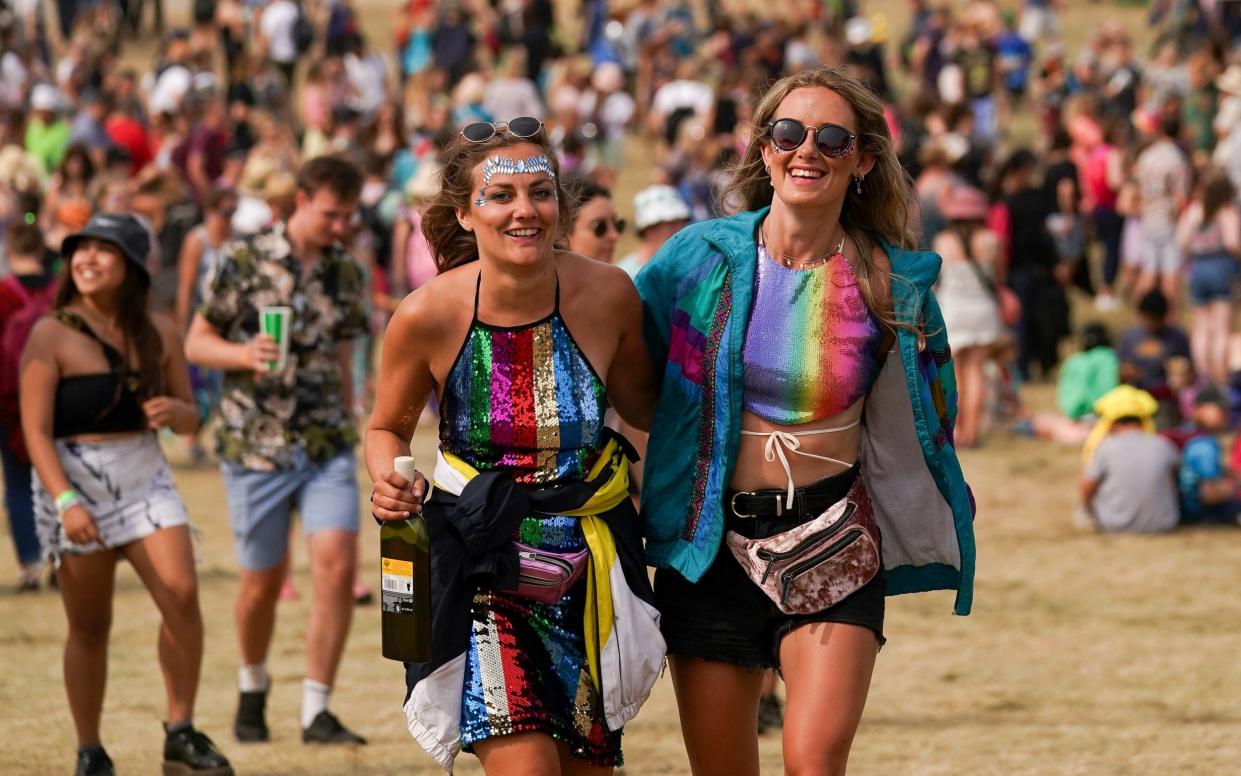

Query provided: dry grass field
[5,1,1241,774]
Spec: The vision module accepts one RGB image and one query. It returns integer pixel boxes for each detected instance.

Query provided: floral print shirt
[199,222,368,471]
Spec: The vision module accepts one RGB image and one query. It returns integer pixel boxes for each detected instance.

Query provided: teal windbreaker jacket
[634,208,976,615]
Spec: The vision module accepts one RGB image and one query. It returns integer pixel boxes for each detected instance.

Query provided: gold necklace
[759,225,845,270]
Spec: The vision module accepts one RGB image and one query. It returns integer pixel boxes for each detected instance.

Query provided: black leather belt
[726,465,859,520]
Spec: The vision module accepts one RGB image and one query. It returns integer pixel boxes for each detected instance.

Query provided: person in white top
[1133,114,1191,312]
[260,0,301,84]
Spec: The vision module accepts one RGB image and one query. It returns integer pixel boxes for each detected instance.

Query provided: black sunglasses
[461,116,545,143]
[766,118,857,159]
[591,217,626,238]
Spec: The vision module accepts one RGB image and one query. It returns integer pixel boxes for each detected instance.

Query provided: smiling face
[456,143,560,267]
[761,87,874,213]
[568,195,620,263]
[70,238,128,296]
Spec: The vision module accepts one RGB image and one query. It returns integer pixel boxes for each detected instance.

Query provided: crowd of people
[1,0,1240,773]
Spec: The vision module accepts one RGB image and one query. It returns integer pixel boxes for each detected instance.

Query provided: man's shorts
[222,449,360,571]
[1139,222,1183,275]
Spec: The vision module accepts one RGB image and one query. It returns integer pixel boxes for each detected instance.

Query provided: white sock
[238,664,270,693]
[301,679,331,729]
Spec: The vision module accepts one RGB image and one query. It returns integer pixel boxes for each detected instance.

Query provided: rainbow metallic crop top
[741,243,884,425]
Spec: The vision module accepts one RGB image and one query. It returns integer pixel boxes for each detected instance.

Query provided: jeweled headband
[475,155,557,207]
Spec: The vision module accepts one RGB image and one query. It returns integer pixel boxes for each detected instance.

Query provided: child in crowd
[1117,289,1191,426]
[1081,386,1180,533]
[1177,387,1240,525]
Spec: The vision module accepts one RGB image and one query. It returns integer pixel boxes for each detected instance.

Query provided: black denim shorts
[654,466,885,670]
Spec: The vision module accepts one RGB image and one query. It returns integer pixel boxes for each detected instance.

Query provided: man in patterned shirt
[186,156,369,746]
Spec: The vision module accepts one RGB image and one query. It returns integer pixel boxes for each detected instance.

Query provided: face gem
[474,155,557,207]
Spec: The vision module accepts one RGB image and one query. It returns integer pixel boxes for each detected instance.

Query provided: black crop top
[52,312,147,438]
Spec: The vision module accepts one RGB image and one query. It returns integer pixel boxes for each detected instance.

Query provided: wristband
[55,489,81,516]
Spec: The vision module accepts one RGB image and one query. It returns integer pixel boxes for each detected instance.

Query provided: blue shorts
[1188,253,1237,305]
[222,450,360,571]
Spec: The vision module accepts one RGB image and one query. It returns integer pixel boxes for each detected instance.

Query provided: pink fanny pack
[725,478,880,615]
[510,542,590,604]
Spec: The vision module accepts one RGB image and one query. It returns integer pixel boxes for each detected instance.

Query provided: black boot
[75,746,114,776]
[162,725,234,775]
[233,690,269,742]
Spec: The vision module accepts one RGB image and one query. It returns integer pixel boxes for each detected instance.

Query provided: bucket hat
[633,185,691,233]
[61,213,152,285]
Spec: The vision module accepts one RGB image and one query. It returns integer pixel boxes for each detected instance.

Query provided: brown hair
[5,221,43,257]
[1201,168,1236,226]
[722,66,920,336]
[422,129,570,272]
[55,244,165,402]
[297,155,364,202]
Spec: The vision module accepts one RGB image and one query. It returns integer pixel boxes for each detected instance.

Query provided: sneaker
[163,725,234,775]
[75,747,115,776]
[279,577,299,601]
[302,710,367,745]
[757,694,784,734]
[234,690,270,742]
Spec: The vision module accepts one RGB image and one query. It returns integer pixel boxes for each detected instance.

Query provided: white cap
[30,83,61,113]
[633,185,691,233]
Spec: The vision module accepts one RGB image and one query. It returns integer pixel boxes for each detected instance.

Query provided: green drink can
[259,305,292,371]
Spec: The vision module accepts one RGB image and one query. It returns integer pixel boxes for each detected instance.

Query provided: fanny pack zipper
[754,502,856,582]
[778,530,863,606]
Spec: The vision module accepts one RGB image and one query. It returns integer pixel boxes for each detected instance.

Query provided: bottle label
[381,557,414,615]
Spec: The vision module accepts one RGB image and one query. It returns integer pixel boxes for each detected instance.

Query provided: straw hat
[1217,64,1241,97]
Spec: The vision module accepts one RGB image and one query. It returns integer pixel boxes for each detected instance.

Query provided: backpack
[293,4,317,54]
[0,276,56,461]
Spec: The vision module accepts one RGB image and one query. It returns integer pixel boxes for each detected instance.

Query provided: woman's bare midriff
[728,398,866,493]
[62,430,151,445]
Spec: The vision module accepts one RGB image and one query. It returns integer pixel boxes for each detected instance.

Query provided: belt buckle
[729,491,757,519]
[729,491,784,518]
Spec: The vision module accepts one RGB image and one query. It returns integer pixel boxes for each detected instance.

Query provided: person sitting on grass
[1081,386,1180,533]
[1025,322,1118,445]
[1117,288,1191,426]
[1177,386,1241,525]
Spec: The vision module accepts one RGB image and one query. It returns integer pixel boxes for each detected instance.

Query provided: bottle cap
[394,456,417,481]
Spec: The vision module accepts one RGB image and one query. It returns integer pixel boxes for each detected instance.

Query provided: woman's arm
[605,281,657,433]
[365,292,436,521]
[20,319,98,544]
[174,229,205,333]
[142,314,200,435]
[1175,201,1202,252]
[1221,206,1241,256]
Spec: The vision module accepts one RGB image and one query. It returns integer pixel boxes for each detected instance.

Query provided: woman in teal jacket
[634,67,975,775]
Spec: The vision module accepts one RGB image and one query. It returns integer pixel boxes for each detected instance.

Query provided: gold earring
[854,176,863,195]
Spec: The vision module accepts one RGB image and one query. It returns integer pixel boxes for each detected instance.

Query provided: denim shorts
[654,467,885,670]
[221,449,360,571]
[1188,253,1237,305]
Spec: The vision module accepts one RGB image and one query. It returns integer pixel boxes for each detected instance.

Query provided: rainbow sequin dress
[437,274,621,765]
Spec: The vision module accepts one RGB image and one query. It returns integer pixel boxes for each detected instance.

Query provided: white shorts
[1138,222,1183,275]
[34,434,189,564]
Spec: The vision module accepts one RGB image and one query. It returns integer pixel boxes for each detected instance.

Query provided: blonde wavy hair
[723,66,921,336]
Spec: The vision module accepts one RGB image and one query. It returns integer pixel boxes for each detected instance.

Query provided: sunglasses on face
[766,118,857,158]
[591,217,626,238]
[460,116,545,143]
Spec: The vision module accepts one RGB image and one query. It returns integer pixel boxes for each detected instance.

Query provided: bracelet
[55,489,81,516]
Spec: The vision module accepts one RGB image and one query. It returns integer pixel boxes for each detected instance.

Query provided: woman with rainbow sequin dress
[364,117,663,774]
[635,67,976,774]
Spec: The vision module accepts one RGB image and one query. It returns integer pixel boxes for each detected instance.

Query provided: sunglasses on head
[461,116,545,143]
[591,217,626,238]
[766,118,857,158]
